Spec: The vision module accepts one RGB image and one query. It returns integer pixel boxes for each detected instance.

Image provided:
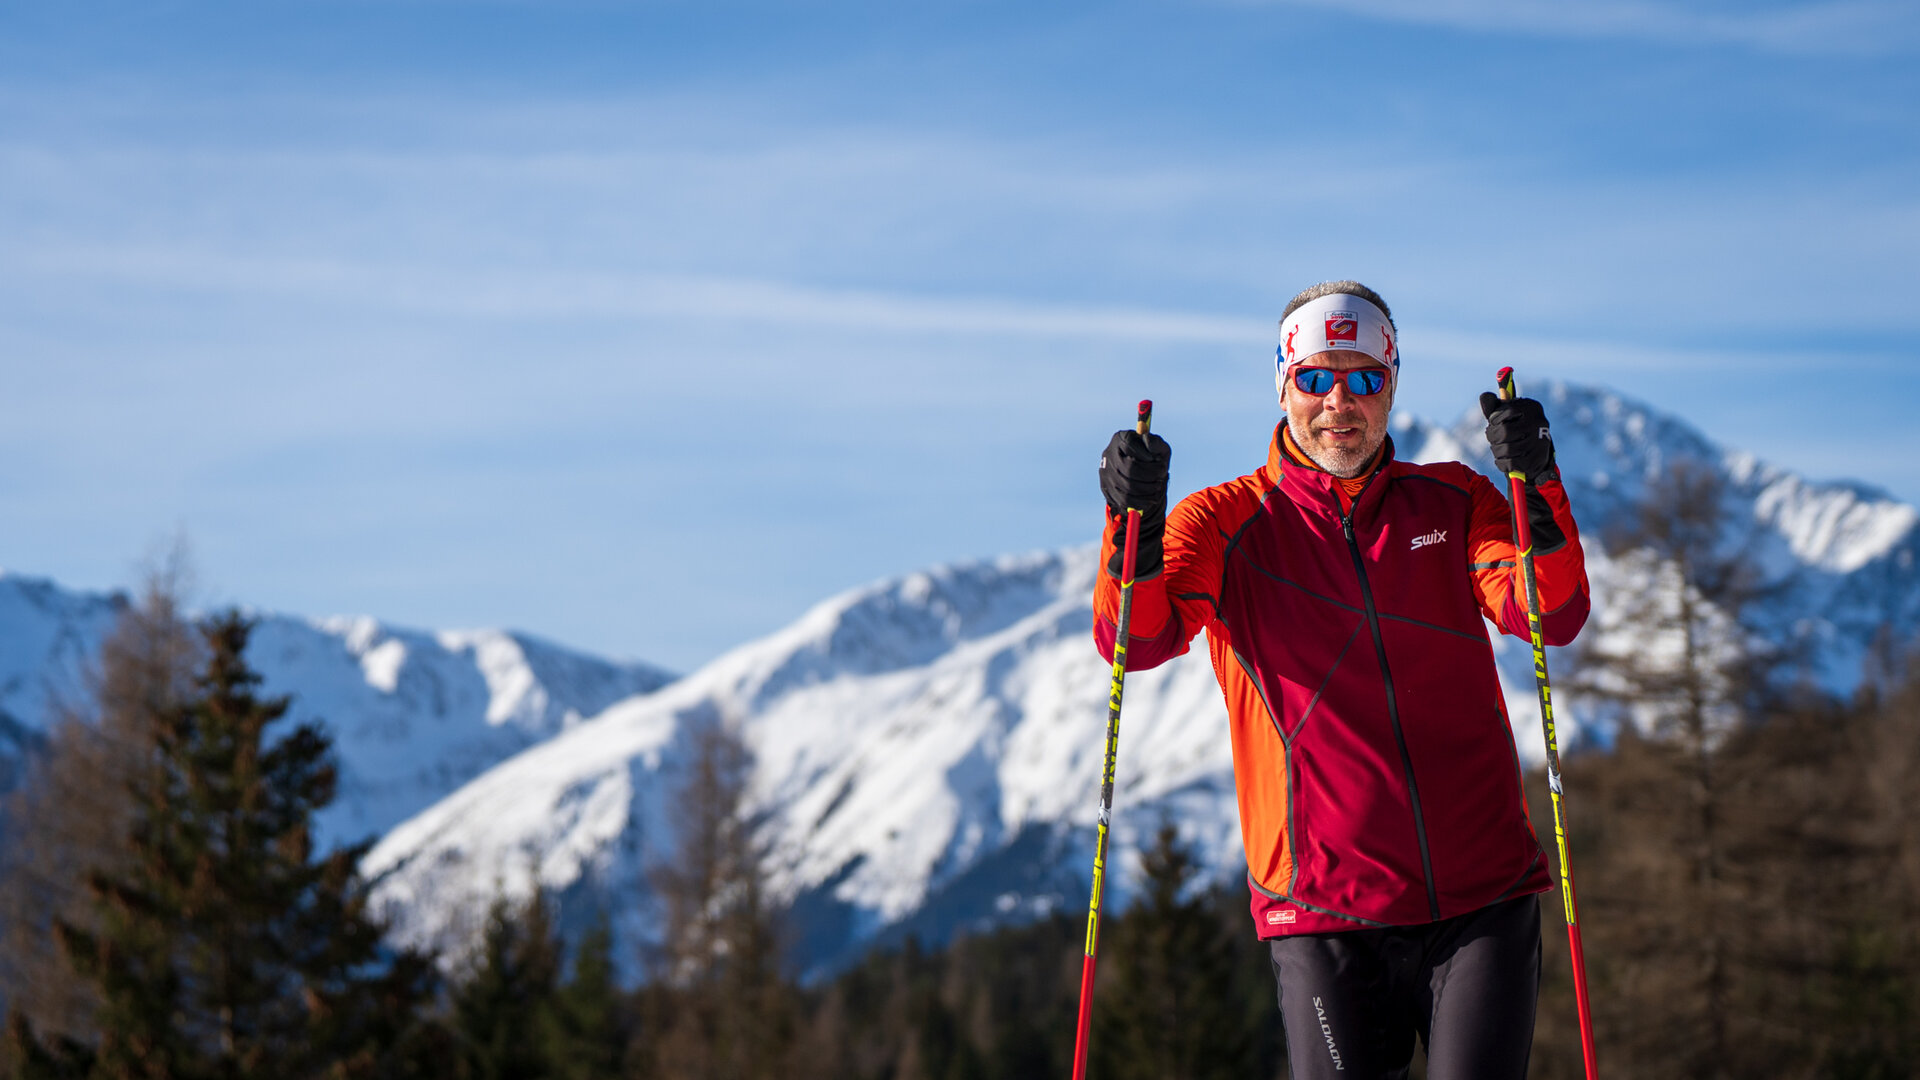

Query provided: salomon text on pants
[1269,893,1541,1080]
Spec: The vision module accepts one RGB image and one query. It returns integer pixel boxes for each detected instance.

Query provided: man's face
[1277,349,1395,479]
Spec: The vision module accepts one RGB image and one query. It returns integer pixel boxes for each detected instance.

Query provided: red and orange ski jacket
[1094,425,1589,937]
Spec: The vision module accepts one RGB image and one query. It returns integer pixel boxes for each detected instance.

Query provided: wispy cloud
[1239,0,1918,55]
[10,245,1267,344]
[14,244,1857,378]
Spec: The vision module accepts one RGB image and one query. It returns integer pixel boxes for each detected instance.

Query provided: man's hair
[1281,280,1396,333]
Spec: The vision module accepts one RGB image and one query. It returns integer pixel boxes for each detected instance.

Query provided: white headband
[1276,293,1399,379]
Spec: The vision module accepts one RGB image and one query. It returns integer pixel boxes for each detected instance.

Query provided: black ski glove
[1479,393,1557,482]
[1098,429,1171,579]
[1478,393,1567,553]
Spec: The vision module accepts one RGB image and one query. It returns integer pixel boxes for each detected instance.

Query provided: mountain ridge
[0,572,676,846]
[362,380,1920,977]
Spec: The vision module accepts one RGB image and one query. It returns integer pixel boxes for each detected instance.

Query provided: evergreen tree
[541,915,629,1080]
[10,611,439,1079]
[1093,822,1252,1080]
[450,890,562,1080]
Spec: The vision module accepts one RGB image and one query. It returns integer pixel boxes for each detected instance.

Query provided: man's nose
[1323,381,1353,409]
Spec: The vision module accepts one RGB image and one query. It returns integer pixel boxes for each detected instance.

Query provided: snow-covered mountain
[0,574,674,846]
[0,577,125,795]
[364,381,1920,978]
[364,546,1235,975]
[1397,383,1920,690]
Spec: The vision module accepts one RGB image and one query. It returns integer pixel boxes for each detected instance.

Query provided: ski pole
[1071,398,1152,1080]
[1496,367,1599,1080]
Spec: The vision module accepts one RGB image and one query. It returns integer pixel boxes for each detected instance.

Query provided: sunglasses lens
[1295,369,1336,394]
[1292,367,1388,395]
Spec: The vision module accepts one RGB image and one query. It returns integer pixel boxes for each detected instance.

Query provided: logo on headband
[1325,311,1358,347]
[1284,325,1300,362]
[1380,325,1396,364]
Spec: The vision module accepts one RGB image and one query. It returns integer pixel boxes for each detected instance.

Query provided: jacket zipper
[1343,511,1442,922]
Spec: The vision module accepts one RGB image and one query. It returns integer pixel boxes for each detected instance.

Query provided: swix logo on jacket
[1094,426,1591,937]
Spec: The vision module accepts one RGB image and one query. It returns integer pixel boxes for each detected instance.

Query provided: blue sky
[2,0,1916,671]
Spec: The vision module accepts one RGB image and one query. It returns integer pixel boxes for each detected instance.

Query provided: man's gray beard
[1287,413,1386,479]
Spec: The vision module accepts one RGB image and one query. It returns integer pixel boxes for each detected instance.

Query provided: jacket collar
[1264,422,1398,523]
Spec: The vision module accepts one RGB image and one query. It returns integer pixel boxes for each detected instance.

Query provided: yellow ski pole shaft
[1496,366,1598,1080]
[1071,398,1152,1080]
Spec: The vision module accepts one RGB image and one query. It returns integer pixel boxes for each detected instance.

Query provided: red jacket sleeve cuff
[1093,511,1176,668]
[1094,606,1184,671]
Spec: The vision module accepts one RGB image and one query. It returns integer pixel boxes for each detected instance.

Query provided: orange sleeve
[1466,473,1590,646]
[1093,489,1230,670]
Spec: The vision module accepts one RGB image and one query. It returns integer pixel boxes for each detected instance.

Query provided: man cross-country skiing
[1094,281,1589,1078]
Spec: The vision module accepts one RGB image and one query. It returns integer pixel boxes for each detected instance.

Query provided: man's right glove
[1098,429,1171,579]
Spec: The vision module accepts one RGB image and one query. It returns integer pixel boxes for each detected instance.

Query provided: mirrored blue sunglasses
[1291,366,1390,397]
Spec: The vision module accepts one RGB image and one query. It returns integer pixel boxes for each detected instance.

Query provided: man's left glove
[1099,429,1170,579]
[1479,393,1567,552]
[1479,393,1558,482]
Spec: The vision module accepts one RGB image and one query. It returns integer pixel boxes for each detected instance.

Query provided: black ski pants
[1269,893,1541,1080]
